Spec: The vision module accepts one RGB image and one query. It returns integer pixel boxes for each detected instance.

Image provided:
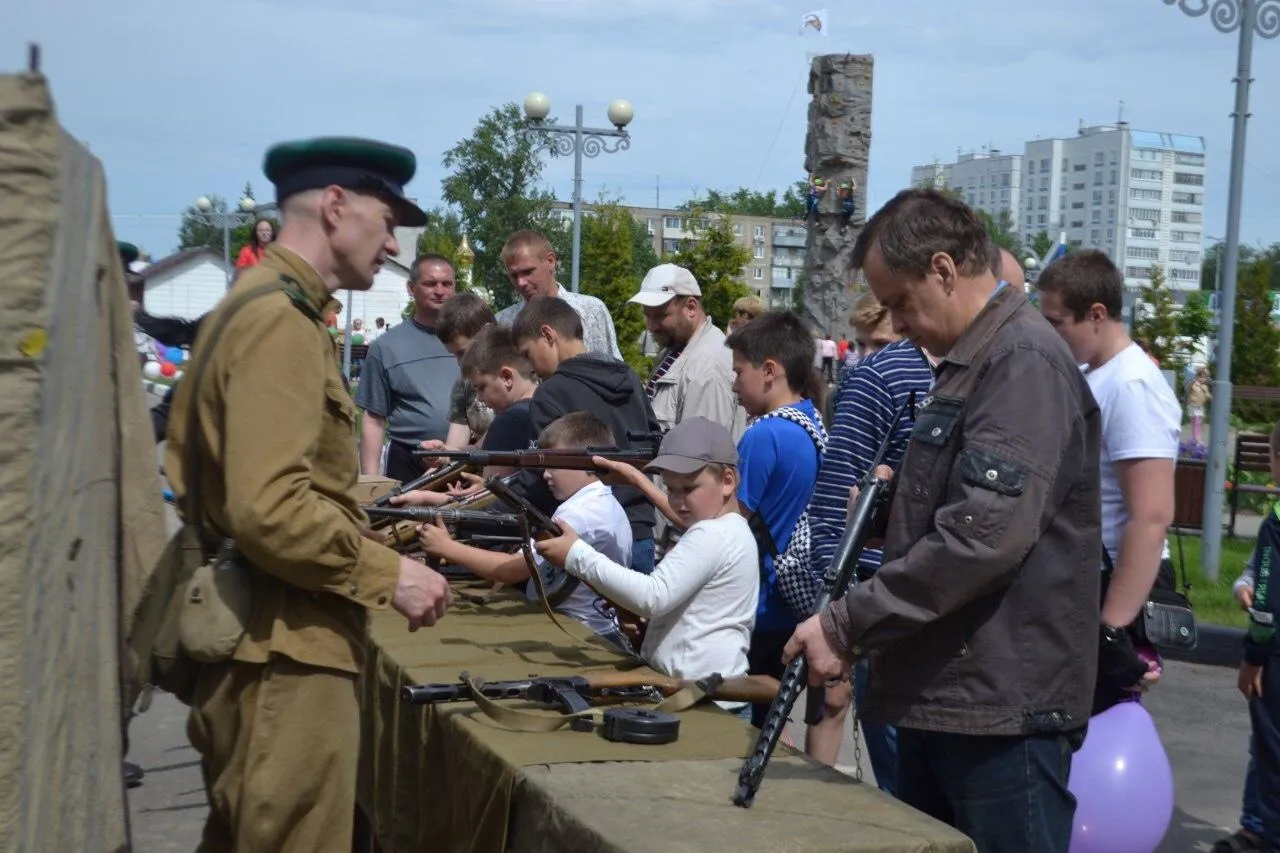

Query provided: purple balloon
[1068,701,1174,853]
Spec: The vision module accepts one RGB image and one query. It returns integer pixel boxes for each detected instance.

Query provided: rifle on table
[732,394,913,808]
[366,504,524,553]
[412,447,657,471]
[404,670,780,736]
[369,460,474,508]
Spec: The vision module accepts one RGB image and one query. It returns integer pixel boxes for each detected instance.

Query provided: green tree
[1133,264,1180,365]
[1029,231,1054,260]
[671,210,751,328]
[629,217,661,281]
[791,271,805,315]
[578,201,649,373]
[680,182,807,219]
[177,182,273,263]
[975,209,1023,257]
[1232,257,1280,386]
[441,103,562,309]
[415,207,464,269]
[1177,290,1216,350]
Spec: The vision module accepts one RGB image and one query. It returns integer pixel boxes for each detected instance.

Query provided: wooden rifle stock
[369,461,472,509]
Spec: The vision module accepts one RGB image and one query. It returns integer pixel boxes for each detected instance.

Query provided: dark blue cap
[263,137,428,227]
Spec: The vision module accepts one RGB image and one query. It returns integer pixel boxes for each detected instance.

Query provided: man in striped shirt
[802,292,933,787]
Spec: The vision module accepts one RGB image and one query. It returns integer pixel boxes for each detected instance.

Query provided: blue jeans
[630,537,656,575]
[854,660,898,795]
[896,727,1082,853]
[1244,734,1263,836]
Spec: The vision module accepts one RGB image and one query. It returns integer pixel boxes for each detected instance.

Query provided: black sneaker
[123,761,144,788]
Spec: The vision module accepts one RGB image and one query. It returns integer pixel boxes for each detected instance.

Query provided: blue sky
[6,0,1280,259]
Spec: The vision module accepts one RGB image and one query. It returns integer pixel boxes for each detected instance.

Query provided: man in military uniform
[165,137,453,852]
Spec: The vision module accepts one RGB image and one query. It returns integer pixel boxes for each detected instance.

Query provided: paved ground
[128,389,1255,851]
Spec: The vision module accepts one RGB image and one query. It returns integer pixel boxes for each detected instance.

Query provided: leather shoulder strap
[180,280,298,549]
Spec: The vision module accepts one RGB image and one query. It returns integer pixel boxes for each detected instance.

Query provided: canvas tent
[0,68,169,851]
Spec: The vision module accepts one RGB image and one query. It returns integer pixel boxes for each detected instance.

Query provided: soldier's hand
[782,614,852,687]
[393,555,453,631]
[591,456,641,488]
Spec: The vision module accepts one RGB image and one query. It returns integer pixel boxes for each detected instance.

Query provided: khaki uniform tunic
[165,243,401,674]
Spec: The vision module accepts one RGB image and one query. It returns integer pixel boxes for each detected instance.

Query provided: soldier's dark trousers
[895,727,1082,853]
[385,439,426,484]
[1248,657,1280,852]
[187,657,359,853]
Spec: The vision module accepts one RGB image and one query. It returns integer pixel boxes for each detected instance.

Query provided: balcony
[771,274,797,289]
[772,226,807,249]
[773,255,804,268]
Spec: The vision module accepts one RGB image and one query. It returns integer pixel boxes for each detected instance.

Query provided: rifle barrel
[370,461,468,507]
[412,449,655,470]
[365,506,520,527]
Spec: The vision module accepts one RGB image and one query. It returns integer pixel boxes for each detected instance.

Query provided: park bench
[1231,431,1280,536]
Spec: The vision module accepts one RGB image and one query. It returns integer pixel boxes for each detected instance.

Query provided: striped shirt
[807,339,934,577]
[495,284,622,360]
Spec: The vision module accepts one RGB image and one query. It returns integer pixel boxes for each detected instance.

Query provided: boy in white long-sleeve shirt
[536,417,759,717]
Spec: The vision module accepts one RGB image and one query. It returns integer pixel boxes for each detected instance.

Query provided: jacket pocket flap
[959,449,1027,497]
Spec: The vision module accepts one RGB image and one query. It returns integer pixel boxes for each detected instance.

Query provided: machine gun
[364,506,521,527]
[413,447,657,472]
[404,670,780,743]
[732,395,913,808]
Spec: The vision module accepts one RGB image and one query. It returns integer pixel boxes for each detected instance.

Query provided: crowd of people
[137,132,1278,853]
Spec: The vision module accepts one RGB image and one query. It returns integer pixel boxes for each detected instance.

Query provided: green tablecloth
[357,586,975,853]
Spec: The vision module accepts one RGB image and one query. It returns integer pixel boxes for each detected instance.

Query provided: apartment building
[909,149,1023,224]
[910,122,1207,293]
[550,202,808,309]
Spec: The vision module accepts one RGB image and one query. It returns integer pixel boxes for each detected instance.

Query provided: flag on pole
[1041,231,1068,269]
[799,9,829,36]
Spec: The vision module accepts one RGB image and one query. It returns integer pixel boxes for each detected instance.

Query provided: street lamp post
[195,194,265,288]
[522,93,635,293]
[1163,0,1278,579]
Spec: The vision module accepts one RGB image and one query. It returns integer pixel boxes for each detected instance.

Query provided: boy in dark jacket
[511,296,661,574]
[1240,420,1280,851]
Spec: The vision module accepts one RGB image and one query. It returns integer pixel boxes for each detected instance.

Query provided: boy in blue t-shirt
[1239,421,1280,851]
[724,311,826,727]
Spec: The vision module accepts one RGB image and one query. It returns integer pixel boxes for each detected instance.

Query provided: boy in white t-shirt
[536,417,759,716]
[1037,249,1181,712]
[418,412,632,649]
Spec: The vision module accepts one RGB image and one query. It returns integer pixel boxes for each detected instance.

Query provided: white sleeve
[564,523,720,618]
[1103,377,1180,462]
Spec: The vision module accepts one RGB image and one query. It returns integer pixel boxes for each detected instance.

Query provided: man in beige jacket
[630,264,745,442]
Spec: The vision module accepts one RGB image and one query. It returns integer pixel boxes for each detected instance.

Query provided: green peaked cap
[263,137,427,226]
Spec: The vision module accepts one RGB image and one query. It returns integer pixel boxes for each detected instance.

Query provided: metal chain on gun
[850,684,865,783]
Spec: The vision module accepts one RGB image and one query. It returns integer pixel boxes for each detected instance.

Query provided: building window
[1170,250,1201,265]
[1109,169,1117,185]
[1170,268,1200,282]
[1038,214,1047,224]
[1040,158,1050,170]
[1001,173,1011,187]
[1125,266,1152,279]
[1090,229,1101,242]
[1073,164,1087,172]
[664,216,681,229]
[753,225,764,238]
[1173,172,1204,186]
[1108,189,1117,204]
[1172,210,1202,224]
[1175,152,1205,166]
[1038,197,1048,210]
[1129,207,1161,222]
[1073,182,1086,191]
[753,244,764,259]
[1129,227,1158,239]
[732,223,742,236]
[1130,188,1163,201]
[1071,201,1085,210]
[1040,177,1050,190]
[646,218,656,235]
[1107,208,1115,224]
[1131,168,1163,181]
[1091,210,1101,224]
[1071,220,1085,228]
[1172,191,1202,204]
[753,267,763,280]
[1135,148,1162,162]
[1128,246,1160,260]
[1171,230,1201,243]
[1095,152,1105,164]
[663,239,682,253]
[1092,191,1103,205]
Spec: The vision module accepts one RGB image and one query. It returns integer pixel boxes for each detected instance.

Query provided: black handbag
[1102,549,1198,652]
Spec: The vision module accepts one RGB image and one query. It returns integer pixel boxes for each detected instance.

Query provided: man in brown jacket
[165,137,453,852]
[784,188,1100,852]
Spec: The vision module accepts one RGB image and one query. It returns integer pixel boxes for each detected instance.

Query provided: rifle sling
[461,674,711,734]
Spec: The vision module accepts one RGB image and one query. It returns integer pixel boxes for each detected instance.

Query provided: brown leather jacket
[820,285,1101,736]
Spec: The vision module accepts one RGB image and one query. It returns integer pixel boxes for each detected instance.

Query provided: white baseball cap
[628,263,702,308]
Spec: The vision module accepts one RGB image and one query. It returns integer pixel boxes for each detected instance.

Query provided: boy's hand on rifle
[534,521,580,568]
[782,615,853,686]
[591,455,641,488]
[446,471,485,496]
[417,517,457,558]
[390,489,444,507]
[417,438,448,468]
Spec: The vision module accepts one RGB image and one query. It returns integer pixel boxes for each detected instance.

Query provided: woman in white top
[536,417,759,715]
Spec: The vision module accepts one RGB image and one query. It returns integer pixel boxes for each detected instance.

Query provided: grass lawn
[1170,531,1256,628]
